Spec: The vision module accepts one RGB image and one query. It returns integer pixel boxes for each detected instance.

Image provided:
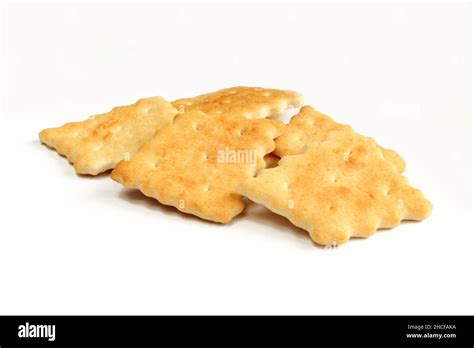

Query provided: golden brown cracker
[274,106,406,173]
[39,97,178,175]
[172,86,303,119]
[238,130,432,246]
[111,111,284,223]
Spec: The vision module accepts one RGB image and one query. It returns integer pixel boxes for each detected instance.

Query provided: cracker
[274,106,406,173]
[172,86,303,119]
[238,130,432,246]
[111,111,284,223]
[39,97,178,175]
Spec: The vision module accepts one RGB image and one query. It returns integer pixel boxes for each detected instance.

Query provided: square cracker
[172,86,303,119]
[39,97,178,175]
[111,111,284,223]
[238,130,432,246]
[274,106,406,173]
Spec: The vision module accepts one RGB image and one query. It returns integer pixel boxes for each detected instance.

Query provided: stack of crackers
[40,87,432,246]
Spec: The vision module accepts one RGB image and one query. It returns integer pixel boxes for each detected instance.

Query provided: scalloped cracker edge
[172,86,303,119]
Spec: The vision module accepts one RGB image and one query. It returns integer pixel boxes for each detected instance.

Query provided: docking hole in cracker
[111,111,284,223]
[39,97,178,175]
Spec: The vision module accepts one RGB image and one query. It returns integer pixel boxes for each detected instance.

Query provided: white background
[0,0,472,314]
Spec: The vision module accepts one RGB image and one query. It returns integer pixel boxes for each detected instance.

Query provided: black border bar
[0,316,473,346]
